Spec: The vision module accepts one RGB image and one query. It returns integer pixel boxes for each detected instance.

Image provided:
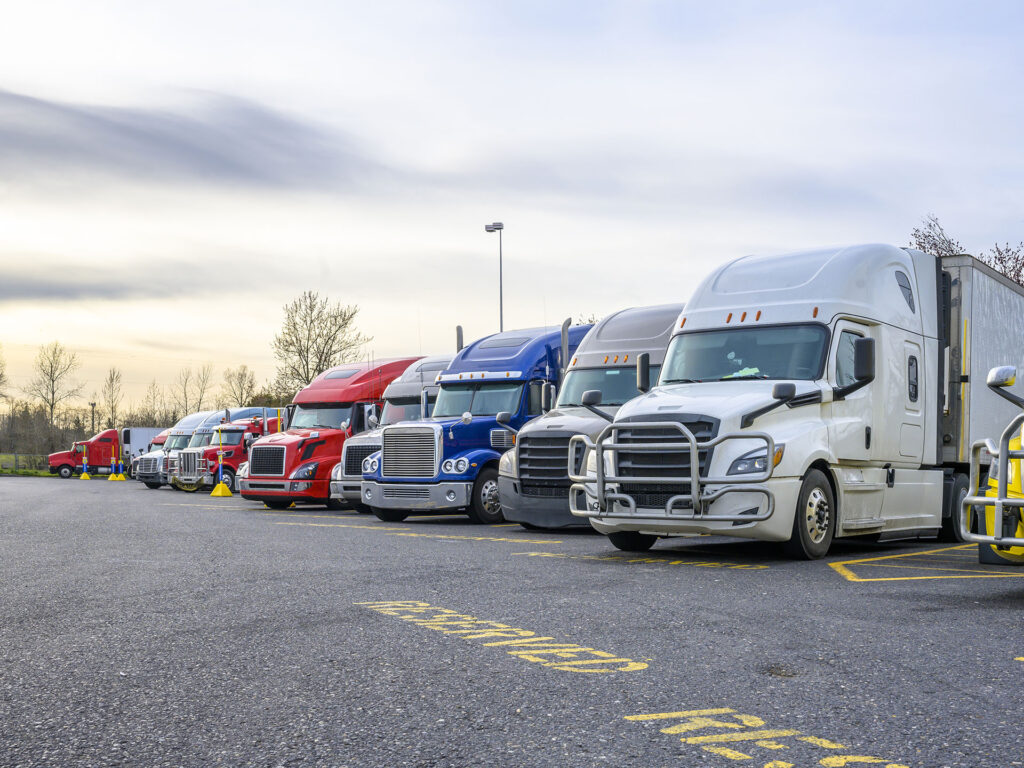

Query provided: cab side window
[835,331,861,387]
[528,381,545,416]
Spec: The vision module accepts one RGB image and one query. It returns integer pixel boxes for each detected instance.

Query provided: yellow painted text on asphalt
[358,601,647,674]
[625,708,909,766]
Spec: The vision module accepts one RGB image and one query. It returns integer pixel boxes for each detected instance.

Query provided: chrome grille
[179,450,199,478]
[517,434,581,498]
[138,457,159,474]
[382,486,430,499]
[382,427,437,477]
[250,445,286,476]
[345,443,381,476]
[490,429,515,450]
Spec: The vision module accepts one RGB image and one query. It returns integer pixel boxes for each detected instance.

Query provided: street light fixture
[484,222,504,332]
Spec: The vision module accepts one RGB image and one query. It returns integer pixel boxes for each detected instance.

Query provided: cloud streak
[0,89,377,189]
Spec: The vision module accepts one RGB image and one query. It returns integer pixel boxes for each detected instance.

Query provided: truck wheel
[608,531,657,552]
[356,504,373,515]
[218,469,236,491]
[264,500,292,510]
[144,482,162,490]
[372,507,408,522]
[467,467,504,524]
[784,469,835,559]
[58,465,74,479]
[325,498,345,511]
[938,473,973,542]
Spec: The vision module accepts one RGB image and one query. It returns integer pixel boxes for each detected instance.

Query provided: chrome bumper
[961,414,1024,548]
[568,421,776,523]
[331,473,364,501]
[362,480,473,511]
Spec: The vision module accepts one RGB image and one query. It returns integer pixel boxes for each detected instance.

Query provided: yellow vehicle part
[982,432,1024,564]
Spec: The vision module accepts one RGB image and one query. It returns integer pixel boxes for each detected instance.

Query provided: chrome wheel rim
[480,479,501,515]
[804,487,830,544]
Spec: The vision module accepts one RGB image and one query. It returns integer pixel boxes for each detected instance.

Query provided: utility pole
[89,401,96,433]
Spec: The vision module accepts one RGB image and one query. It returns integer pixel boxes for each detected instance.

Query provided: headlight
[331,462,344,480]
[442,459,455,473]
[498,450,516,478]
[290,461,319,480]
[455,458,469,473]
[728,444,785,475]
[362,457,379,474]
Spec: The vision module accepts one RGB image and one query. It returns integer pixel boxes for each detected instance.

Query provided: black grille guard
[567,421,776,521]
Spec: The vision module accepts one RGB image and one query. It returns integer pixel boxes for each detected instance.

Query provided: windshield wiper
[718,374,770,381]
[662,378,702,384]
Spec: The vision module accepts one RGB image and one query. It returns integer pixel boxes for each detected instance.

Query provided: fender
[453,447,502,471]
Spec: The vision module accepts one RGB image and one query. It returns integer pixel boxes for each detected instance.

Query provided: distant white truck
[120,427,167,475]
[571,244,1024,558]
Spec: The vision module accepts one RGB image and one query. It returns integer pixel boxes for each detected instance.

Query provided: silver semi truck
[329,354,453,510]
[570,244,1024,558]
[135,410,216,489]
[498,304,683,529]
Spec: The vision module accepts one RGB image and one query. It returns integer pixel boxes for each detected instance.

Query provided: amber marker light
[813,306,819,318]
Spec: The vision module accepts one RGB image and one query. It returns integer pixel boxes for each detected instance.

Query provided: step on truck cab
[361,322,591,524]
[136,410,215,489]
[173,409,279,492]
[240,358,421,510]
[130,429,169,479]
[48,428,120,478]
[499,304,683,529]
[570,244,1024,558]
[330,354,453,509]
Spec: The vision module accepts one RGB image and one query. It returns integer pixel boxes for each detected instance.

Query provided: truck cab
[499,304,682,529]
[571,244,1024,558]
[174,409,277,492]
[361,323,591,524]
[130,429,169,479]
[331,354,453,510]
[239,358,421,509]
[48,428,120,478]
[136,410,216,489]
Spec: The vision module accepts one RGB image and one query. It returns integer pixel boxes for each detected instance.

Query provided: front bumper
[330,473,364,502]
[136,471,166,484]
[362,480,473,511]
[498,476,586,528]
[240,477,330,501]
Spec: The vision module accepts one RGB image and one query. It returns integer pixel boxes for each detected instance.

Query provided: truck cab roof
[382,354,453,401]
[439,325,591,384]
[571,304,685,369]
[293,358,423,405]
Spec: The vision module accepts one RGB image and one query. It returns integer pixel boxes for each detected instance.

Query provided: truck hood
[48,450,74,465]
[517,406,616,439]
[615,381,810,427]
[345,427,383,447]
[257,428,344,446]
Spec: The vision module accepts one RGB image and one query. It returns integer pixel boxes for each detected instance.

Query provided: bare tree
[912,214,1024,286]
[101,367,123,428]
[220,365,257,407]
[273,291,371,392]
[575,313,601,325]
[194,363,214,410]
[172,367,194,414]
[910,214,965,258]
[24,341,83,428]
[0,344,8,400]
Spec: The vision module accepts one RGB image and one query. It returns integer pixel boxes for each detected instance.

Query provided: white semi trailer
[570,244,1024,558]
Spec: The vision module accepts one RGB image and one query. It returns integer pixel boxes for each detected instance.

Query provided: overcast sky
[1,1,1022,402]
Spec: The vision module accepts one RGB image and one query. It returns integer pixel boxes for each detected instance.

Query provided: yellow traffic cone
[211,481,233,497]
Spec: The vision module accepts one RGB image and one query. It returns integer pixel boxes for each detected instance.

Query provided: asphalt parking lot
[1,477,1022,767]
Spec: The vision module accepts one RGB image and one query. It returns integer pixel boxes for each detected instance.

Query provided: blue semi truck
[360,321,591,524]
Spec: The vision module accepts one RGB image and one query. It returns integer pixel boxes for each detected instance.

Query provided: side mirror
[460,411,473,425]
[987,365,1024,409]
[368,413,379,429]
[540,384,553,412]
[772,383,796,400]
[420,389,429,419]
[636,352,651,393]
[581,389,612,422]
[854,337,875,382]
[496,411,511,425]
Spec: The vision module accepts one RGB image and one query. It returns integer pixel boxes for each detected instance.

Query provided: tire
[58,465,74,479]
[466,467,504,524]
[608,531,657,552]
[784,469,836,559]
[372,507,408,522]
[325,498,345,511]
[217,470,235,492]
[355,503,373,515]
[264,500,292,510]
[938,473,973,542]
[144,482,162,489]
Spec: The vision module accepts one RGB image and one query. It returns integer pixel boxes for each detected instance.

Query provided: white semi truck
[570,244,1024,558]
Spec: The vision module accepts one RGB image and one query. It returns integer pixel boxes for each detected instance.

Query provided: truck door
[899,339,925,462]
[829,321,873,462]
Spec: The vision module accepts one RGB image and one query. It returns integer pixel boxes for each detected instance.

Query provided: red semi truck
[48,428,121,478]
[240,358,420,509]
[175,414,282,491]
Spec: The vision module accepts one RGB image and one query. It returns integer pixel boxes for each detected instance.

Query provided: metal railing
[961,412,1024,548]
[568,421,776,521]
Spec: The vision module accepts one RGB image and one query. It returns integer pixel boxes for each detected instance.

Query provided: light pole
[89,401,96,433]
[484,222,504,332]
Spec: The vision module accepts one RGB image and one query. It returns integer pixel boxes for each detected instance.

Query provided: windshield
[660,324,829,383]
[165,435,190,452]
[433,383,524,417]
[187,432,213,449]
[381,397,428,426]
[211,431,243,446]
[291,404,353,429]
[557,365,662,408]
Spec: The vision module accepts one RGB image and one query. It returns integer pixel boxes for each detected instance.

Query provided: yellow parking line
[830,544,1024,582]
[273,520,562,545]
